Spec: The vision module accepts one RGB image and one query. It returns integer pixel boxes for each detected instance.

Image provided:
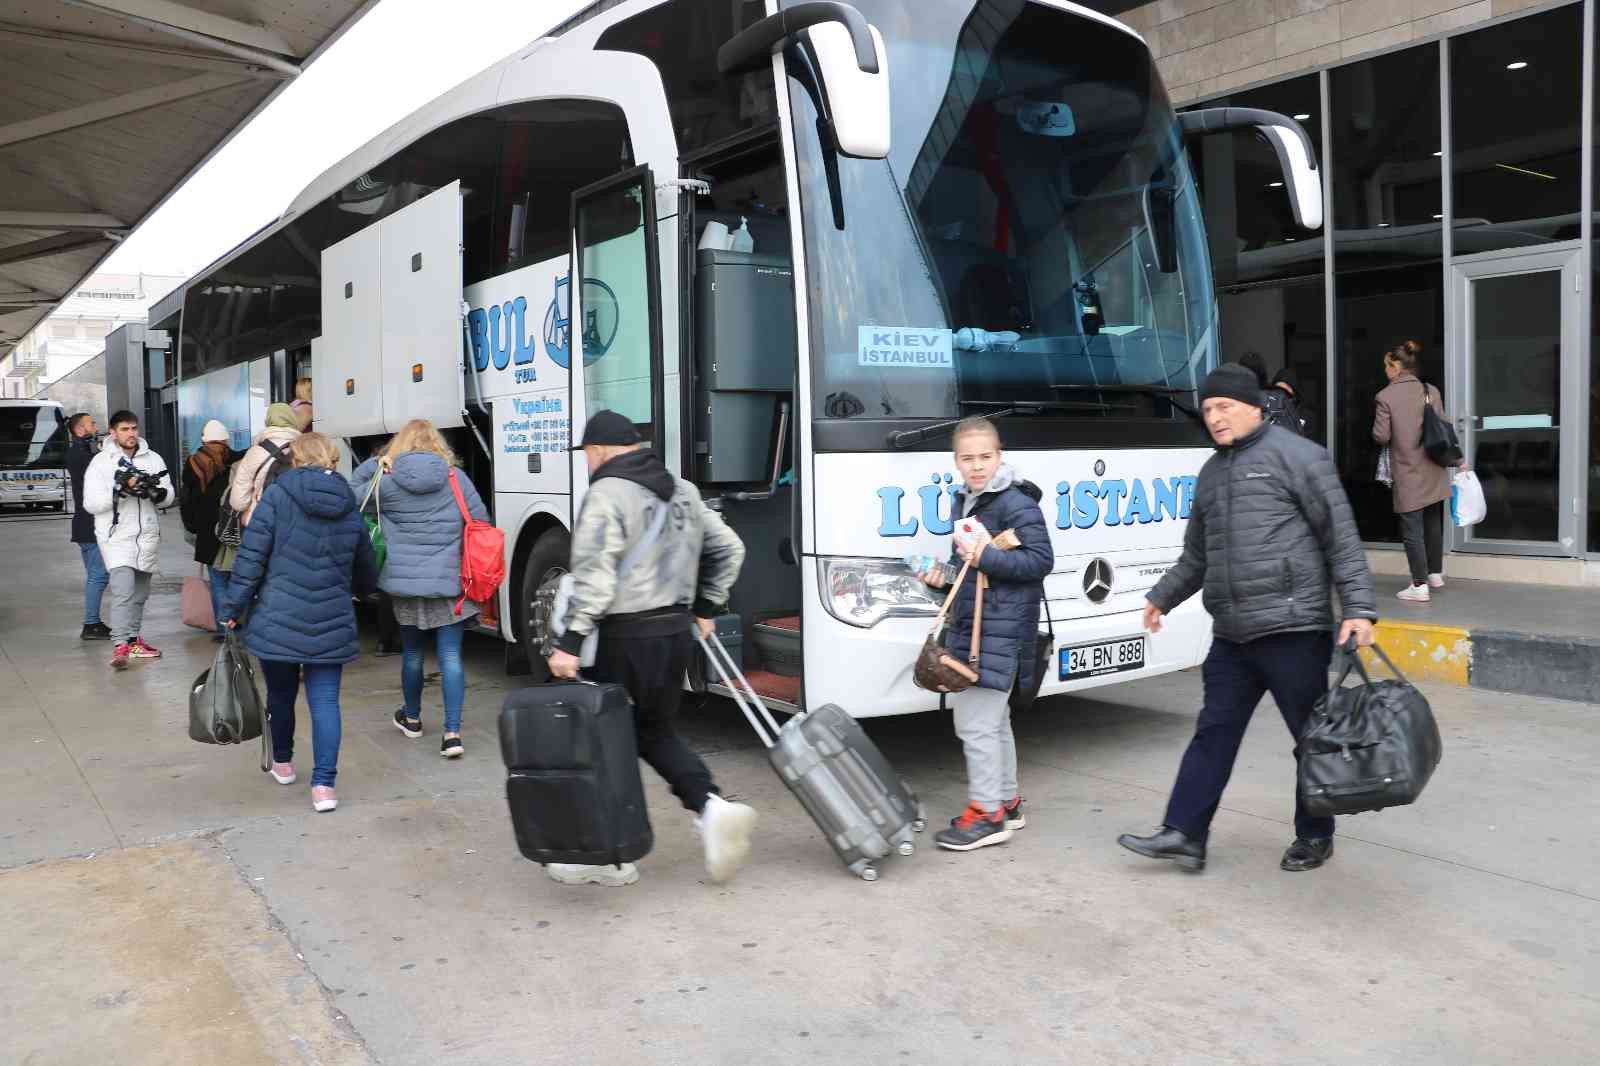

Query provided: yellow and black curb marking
[1362,619,1600,705]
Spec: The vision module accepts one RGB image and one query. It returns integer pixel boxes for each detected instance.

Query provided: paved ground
[3,510,1598,1065]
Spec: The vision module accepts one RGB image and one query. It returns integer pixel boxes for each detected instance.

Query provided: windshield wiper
[888,401,1094,449]
[1047,384,1205,425]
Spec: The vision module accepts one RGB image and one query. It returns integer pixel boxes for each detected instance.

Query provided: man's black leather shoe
[1280,837,1333,872]
[1117,827,1206,871]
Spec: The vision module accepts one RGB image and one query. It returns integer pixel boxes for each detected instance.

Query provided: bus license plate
[1060,636,1145,680]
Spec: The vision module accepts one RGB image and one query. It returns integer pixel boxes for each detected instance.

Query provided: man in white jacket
[83,410,171,670]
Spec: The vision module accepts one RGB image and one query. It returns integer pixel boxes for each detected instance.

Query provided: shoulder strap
[361,469,381,515]
[930,558,974,633]
[447,468,471,523]
[968,573,986,667]
[617,501,671,579]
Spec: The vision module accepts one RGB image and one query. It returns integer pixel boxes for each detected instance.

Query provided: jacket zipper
[1223,450,1236,609]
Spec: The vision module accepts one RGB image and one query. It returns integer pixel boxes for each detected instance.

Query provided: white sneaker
[269,762,296,785]
[696,794,758,883]
[545,862,639,887]
[1397,584,1431,603]
[1428,573,1445,589]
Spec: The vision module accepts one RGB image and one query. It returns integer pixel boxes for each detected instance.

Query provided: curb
[1366,619,1600,704]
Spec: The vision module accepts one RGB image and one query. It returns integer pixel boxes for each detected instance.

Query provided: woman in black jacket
[915,417,1054,853]
[180,419,240,641]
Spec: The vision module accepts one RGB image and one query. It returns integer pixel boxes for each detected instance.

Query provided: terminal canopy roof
[0,0,378,362]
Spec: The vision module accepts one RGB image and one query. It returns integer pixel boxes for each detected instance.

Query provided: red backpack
[448,469,505,615]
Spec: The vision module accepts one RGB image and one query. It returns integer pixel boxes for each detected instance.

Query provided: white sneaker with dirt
[269,762,296,785]
[696,794,758,883]
[544,863,640,887]
[311,786,337,812]
[1428,573,1445,589]
[1397,583,1431,603]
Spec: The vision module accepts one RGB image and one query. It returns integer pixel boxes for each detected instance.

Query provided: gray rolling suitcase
[697,630,925,881]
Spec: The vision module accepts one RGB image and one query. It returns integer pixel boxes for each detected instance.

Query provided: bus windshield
[0,406,67,469]
[788,0,1215,443]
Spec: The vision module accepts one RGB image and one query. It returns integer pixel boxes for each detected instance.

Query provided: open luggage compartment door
[379,180,466,432]
[316,181,467,438]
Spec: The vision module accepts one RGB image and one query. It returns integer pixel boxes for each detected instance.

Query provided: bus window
[493,99,634,274]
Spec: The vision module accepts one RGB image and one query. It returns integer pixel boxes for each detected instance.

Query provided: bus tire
[516,526,571,681]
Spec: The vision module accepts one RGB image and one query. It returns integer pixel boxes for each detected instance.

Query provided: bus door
[567,166,666,509]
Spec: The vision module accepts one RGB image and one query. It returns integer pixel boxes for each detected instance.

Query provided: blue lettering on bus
[878,472,1198,537]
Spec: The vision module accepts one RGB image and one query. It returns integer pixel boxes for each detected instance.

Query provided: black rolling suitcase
[499,681,653,866]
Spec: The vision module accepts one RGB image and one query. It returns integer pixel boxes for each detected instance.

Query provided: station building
[1095,0,1600,583]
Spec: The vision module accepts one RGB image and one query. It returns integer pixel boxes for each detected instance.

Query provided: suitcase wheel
[860,865,879,882]
[897,841,915,857]
[911,819,926,833]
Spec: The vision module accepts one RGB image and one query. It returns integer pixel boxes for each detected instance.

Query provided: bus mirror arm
[1179,108,1323,230]
[718,2,878,77]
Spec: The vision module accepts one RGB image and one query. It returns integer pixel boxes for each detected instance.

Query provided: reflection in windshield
[0,406,68,469]
[787,0,1216,431]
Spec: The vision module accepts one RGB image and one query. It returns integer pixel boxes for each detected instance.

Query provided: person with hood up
[221,433,379,813]
[180,419,241,640]
[1263,366,1310,437]
[228,402,300,527]
[545,410,756,888]
[82,409,172,670]
[350,419,489,759]
[912,416,1055,852]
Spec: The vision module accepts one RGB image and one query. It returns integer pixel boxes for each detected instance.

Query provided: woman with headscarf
[180,419,241,640]
[228,402,302,527]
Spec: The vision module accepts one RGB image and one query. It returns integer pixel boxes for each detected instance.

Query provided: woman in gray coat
[351,419,489,758]
[1373,340,1464,603]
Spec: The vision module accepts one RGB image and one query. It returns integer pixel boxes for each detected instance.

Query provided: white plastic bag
[1451,469,1486,527]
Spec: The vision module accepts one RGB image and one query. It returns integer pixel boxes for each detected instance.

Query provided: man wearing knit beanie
[1117,361,1378,875]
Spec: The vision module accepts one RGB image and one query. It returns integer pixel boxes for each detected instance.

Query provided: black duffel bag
[1298,641,1443,817]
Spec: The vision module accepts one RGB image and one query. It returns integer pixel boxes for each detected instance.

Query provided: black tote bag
[1418,381,1463,468]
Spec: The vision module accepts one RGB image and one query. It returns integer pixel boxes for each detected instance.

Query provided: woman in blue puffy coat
[914,416,1054,853]
[350,419,489,759]
[221,433,379,813]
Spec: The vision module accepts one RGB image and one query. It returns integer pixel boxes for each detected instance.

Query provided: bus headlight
[819,557,941,629]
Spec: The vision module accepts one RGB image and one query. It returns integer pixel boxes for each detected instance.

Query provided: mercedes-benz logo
[1083,558,1114,604]
[1093,459,1107,477]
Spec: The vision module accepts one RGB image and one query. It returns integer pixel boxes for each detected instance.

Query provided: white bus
[174,0,1321,716]
[0,399,68,512]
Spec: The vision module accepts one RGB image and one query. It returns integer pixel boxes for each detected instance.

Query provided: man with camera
[83,410,172,670]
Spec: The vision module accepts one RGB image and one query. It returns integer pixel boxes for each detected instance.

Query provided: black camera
[114,459,168,501]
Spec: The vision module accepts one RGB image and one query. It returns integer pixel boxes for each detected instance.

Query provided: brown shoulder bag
[913,559,986,693]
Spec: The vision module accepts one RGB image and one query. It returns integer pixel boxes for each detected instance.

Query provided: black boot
[1117,826,1206,871]
[1280,837,1333,872]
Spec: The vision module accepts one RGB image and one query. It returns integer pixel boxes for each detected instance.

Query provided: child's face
[954,430,1001,493]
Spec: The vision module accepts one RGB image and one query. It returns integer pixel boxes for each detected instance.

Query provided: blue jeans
[260,660,344,788]
[1163,631,1336,843]
[400,620,466,733]
[79,543,108,625]
[207,566,231,637]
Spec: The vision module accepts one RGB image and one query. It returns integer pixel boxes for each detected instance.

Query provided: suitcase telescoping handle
[694,627,784,749]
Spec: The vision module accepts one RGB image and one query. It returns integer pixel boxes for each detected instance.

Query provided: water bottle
[729,216,755,253]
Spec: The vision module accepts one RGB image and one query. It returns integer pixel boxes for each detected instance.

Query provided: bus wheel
[517,527,571,680]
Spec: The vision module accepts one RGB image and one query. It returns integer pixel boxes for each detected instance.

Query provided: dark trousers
[376,591,400,648]
[1399,502,1444,584]
[585,626,717,814]
[1164,631,1335,843]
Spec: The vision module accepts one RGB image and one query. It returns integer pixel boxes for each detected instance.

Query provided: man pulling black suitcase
[539,410,757,887]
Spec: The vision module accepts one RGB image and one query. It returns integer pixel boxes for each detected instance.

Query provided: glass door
[1451,246,1582,555]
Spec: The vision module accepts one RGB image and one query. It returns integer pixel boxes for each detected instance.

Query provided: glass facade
[1186,1,1594,558]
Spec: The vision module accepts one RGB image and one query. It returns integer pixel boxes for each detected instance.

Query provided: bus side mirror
[804,21,890,159]
[1179,107,1323,230]
[718,1,891,160]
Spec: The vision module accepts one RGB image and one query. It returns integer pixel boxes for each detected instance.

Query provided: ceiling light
[1433,213,1444,219]
[1284,237,1297,242]
[1506,60,1528,70]
[1433,151,1443,157]
[1268,181,1284,188]
[1293,113,1311,121]
[1377,222,1391,228]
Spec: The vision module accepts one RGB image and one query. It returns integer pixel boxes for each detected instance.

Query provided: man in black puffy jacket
[1119,364,1378,874]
